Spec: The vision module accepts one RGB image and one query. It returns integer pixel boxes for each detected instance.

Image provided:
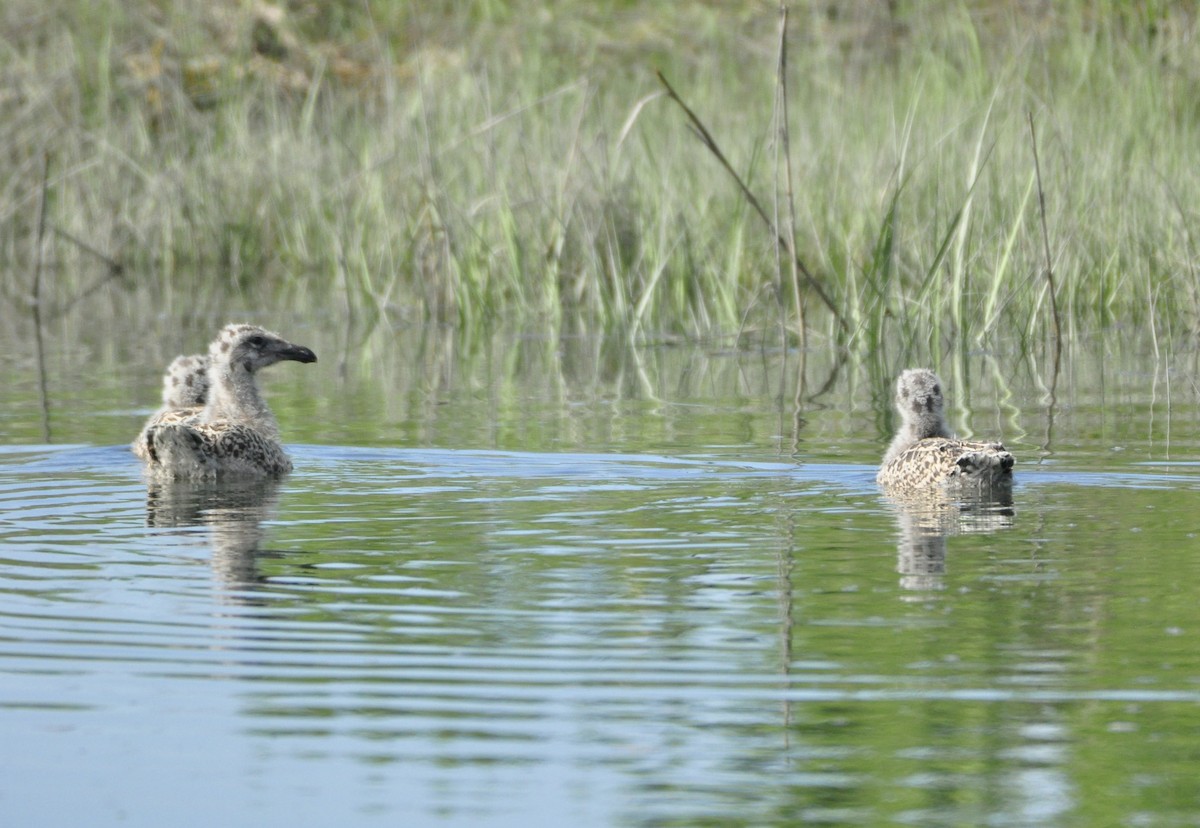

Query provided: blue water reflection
[4,439,1200,825]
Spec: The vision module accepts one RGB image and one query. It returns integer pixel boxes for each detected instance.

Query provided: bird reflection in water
[145,476,285,591]
[885,483,1014,594]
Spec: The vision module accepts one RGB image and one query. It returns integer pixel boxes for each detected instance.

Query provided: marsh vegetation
[2,1,1198,364]
[7,8,1200,823]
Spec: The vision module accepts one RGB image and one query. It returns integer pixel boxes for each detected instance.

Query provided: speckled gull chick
[134,324,317,478]
[876,368,1014,489]
[131,353,210,461]
[161,353,212,410]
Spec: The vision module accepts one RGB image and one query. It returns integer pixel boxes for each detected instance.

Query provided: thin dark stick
[46,267,126,320]
[776,5,805,346]
[42,223,125,319]
[51,225,123,275]
[1028,112,1061,457]
[656,70,847,333]
[1028,112,1062,373]
[776,5,809,430]
[768,9,787,358]
[32,152,53,442]
[769,5,788,435]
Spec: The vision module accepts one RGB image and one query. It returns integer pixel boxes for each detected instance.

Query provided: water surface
[3,319,1200,826]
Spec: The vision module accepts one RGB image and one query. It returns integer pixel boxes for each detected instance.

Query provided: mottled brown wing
[132,406,204,460]
[142,421,292,478]
[878,438,1013,489]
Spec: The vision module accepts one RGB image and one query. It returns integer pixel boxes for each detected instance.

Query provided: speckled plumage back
[162,354,211,409]
[876,369,1014,489]
[145,421,293,477]
[131,354,210,460]
[877,437,1014,488]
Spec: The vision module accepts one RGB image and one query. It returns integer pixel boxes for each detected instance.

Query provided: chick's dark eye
[248,335,265,347]
[932,385,940,396]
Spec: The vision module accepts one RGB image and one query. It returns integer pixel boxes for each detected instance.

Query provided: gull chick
[132,354,211,460]
[136,324,316,478]
[161,353,211,410]
[876,368,1014,489]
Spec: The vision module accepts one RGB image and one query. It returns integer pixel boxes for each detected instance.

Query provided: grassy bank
[2,1,1198,354]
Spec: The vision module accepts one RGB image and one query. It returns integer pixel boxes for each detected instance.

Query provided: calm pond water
[3,314,1200,826]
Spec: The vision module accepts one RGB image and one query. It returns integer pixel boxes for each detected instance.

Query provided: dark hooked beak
[276,343,318,364]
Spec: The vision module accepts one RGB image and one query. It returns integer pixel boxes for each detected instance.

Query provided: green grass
[2,0,1198,356]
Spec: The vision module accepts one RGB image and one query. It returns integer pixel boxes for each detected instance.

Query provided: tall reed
[1,0,1197,353]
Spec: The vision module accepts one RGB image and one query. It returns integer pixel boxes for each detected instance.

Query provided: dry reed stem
[775,4,805,344]
[1028,111,1063,379]
[31,152,52,442]
[655,69,847,334]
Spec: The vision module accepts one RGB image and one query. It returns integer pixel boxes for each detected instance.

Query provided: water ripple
[4,444,1200,824]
